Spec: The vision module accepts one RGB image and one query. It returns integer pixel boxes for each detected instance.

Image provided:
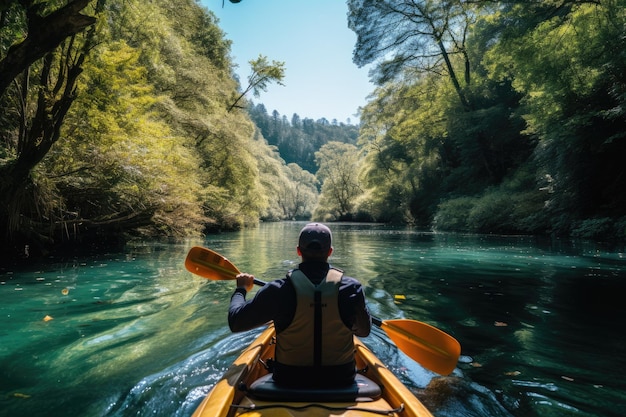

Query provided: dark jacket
[228,261,370,336]
[228,261,371,387]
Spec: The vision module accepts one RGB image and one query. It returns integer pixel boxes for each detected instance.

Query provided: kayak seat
[247,373,382,402]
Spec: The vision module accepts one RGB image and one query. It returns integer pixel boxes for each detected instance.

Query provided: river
[1,222,625,417]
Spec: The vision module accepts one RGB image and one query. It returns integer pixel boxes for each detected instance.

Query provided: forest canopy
[348,0,626,238]
[1,0,625,260]
[0,0,311,258]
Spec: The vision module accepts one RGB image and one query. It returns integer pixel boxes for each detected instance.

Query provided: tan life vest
[275,268,355,367]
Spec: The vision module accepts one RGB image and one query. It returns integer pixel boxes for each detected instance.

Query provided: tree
[248,105,359,174]
[347,0,477,109]
[483,0,626,233]
[0,0,293,257]
[106,0,274,231]
[351,0,626,238]
[0,0,96,97]
[357,78,451,225]
[0,0,101,246]
[291,113,301,129]
[285,163,318,219]
[48,40,207,239]
[314,142,363,220]
[229,54,285,111]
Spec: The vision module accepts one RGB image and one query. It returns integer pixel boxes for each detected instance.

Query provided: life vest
[275,268,355,368]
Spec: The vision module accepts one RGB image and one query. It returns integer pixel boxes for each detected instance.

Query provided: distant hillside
[248,103,359,173]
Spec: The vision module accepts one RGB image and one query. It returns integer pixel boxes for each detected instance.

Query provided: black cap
[298,223,332,252]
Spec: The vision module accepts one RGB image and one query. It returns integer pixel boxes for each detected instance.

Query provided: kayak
[191,323,434,417]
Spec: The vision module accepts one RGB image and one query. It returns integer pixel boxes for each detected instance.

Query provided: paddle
[185,246,461,375]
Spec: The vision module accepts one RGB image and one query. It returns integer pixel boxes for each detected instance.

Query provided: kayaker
[228,223,372,388]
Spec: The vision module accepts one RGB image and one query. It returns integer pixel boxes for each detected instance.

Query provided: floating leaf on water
[394,294,406,300]
[43,315,53,322]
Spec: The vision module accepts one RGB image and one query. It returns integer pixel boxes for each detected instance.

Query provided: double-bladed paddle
[185,246,461,375]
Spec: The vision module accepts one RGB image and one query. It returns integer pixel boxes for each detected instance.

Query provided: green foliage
[0,0,102,252]
[261,160,319,221]
[101,0,282,232]
[0,0,301,256]
[468,191,521,234]
[2,0,626,256]
[356,78,452,225]
[571,218,615,240]
[248,103,359,173]
[229,55,285,111]
[433,197,478,232]
[482,0,626,229]
[435,187,545,235]
[49,40,206,238]
[349,0,626,240]
[313,142,364,221]
[348,0,474,108]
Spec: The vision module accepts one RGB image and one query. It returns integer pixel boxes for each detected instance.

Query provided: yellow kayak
[192,324,434,417]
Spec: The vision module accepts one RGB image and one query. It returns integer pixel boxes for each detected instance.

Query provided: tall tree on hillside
[347,0,478,110]
[286,163,318,219]
[291,113,301,129]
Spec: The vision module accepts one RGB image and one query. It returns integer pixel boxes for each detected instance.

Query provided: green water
[1,222,625,416]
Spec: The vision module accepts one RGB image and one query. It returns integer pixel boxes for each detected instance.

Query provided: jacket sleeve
[340,277,371,337]
[228,283,278,332]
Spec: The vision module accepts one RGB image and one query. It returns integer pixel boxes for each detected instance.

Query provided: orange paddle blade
[379,319,461,375]
[185,246,240,280]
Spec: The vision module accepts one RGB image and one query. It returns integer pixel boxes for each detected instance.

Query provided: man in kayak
[228,223,371,388]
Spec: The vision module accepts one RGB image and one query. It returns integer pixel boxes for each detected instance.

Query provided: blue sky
[200,0,374,124]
